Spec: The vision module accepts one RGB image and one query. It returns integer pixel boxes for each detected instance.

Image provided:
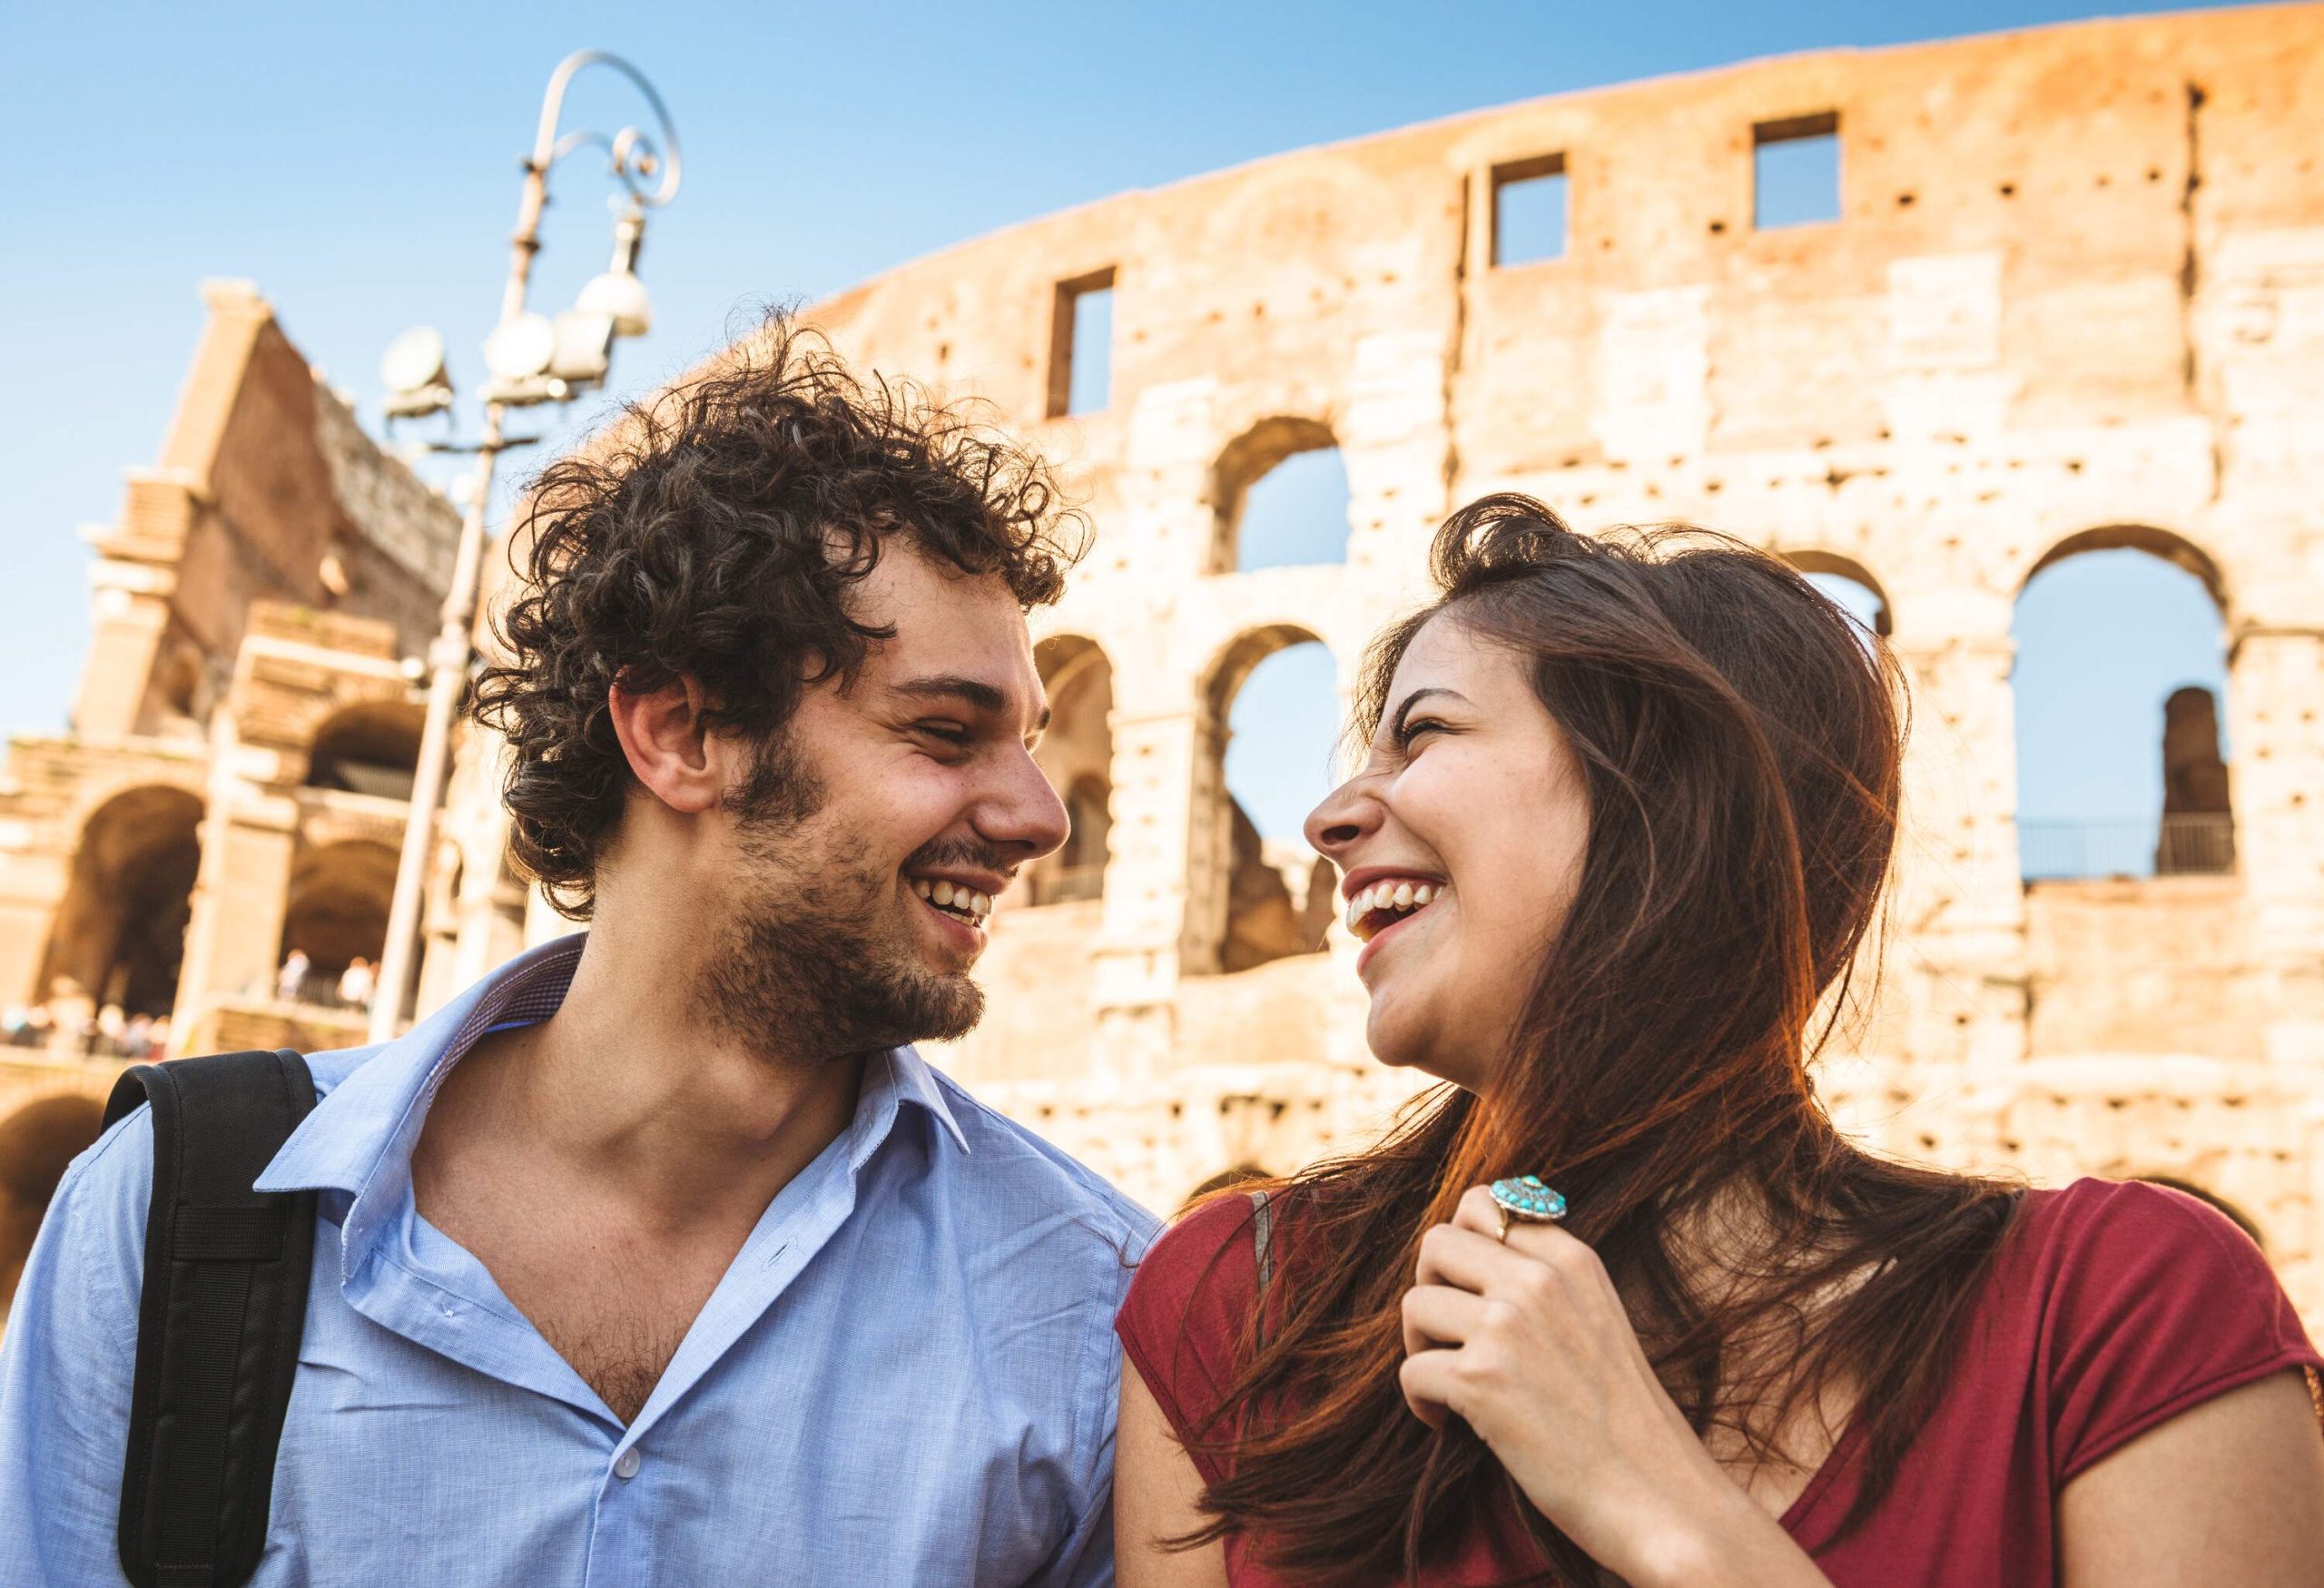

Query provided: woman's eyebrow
[1389,687,1471,735]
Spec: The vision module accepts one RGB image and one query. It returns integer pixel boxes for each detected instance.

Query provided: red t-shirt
[1116,1178,2324,1585]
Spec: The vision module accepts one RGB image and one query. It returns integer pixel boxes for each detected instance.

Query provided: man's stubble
[696,734,984,1060]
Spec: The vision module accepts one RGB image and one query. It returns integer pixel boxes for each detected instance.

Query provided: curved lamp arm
[531,49,683,208]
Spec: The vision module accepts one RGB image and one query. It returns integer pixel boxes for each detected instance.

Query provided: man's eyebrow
[891,674,1051,733]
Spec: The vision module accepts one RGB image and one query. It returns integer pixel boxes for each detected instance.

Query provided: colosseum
[4,5,2320,1325]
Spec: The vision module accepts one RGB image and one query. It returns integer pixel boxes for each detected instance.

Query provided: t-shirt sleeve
[1114,1191,1264,1486]
[2042,1179,2324,1484]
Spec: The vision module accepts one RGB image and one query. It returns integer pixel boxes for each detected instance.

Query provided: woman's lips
[1354,898,1434,976]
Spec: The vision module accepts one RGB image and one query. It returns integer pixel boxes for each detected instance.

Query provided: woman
[1114,496,2324,1586]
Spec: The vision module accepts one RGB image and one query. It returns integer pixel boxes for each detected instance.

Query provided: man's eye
[915,722,972,748]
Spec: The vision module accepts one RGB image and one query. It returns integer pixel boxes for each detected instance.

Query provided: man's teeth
[910,876,994,922]
[1345,880,1443,940]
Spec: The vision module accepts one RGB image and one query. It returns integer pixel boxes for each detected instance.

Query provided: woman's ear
[606,675,726,814]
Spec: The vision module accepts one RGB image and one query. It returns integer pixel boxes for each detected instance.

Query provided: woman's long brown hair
[1182,496,2021,1583]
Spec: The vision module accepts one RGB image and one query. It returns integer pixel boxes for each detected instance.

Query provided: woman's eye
[1394,717,1446,748]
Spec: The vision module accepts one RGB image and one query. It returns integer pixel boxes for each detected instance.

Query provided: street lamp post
[369,51,681,1044]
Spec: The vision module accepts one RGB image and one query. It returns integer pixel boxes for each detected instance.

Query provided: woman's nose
[1304,774,1378,857]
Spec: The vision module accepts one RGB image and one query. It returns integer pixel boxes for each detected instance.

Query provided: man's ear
[606,674,728,815]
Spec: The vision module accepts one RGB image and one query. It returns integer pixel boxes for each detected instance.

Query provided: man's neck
[424,925,868,1238]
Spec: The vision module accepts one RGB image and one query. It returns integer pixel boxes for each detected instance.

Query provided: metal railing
[2018,812,2236,882]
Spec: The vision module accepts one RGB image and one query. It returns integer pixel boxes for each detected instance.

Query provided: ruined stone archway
[1210,417,1348,574]
[1783,549,1895,638]
[2014,527,2232,880]
[2021,525,2229,614]
[306,698,425,802]
[1029,636,1115,907]
[280,839,400,999]
[0,1092,106,1314]
[37,785,204,1020]
[1191,625,1342,975]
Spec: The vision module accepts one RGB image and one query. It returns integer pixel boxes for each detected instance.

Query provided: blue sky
[3,0,2242,857]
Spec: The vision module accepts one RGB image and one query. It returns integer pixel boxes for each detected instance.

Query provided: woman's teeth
[911,875,993,925]
[1346,880,1443,941]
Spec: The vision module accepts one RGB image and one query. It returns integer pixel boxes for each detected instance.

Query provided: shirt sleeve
[2042,1179,2324,1484]
[0,1105,153,1587]
[1113,1192,1264,1488]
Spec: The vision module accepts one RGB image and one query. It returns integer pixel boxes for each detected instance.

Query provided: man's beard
[694,734,985,1059]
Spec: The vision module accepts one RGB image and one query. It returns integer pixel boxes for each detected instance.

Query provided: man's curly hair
[471,315,1088,918]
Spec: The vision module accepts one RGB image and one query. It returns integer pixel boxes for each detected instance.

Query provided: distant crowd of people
[2,1002,169,1059]
[267,950,377,1011]
[0,952,376,1063]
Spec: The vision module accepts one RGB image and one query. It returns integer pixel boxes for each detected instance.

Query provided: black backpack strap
[104,1050,318,1588]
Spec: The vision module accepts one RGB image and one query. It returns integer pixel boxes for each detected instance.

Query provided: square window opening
[1048,268,1116,419]
[1491,153,1568,267]
[1753,112,1840,230]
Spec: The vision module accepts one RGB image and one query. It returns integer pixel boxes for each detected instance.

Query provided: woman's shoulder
[1116,1189,1275,1470]
[2004,1175,2282,1295]
[1119,1190,1267,1352]
[1989,1177,2320,1481]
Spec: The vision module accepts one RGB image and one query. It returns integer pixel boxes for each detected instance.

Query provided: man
[0,321,1156,1584]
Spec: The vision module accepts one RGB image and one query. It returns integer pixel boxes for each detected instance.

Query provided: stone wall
[753,5,2324,1317]
[0,288,454,1294]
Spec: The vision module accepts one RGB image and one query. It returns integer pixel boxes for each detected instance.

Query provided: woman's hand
[1397,1186,1833,1588]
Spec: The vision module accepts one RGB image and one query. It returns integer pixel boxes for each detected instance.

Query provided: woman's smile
[1350,880,1450,976]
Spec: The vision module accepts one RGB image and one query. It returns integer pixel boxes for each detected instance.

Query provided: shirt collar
[256,932,970,1264]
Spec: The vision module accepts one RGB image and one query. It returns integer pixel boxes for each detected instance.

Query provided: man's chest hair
[430,1195,732,1425]
[537,1303,689,1425]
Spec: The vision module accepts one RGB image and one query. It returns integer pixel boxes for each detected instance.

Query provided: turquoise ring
[1489,1175,1568,1241]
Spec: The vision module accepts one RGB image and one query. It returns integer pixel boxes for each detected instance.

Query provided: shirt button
[614,1448,642,1481]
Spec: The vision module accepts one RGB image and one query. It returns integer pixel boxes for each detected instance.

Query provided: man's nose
[980,745,1072,862]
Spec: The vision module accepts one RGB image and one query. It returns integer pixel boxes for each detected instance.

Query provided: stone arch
[1782,549,1894,638]
[1210,417,1349,574]
[305,697,425,801]
[279,839,400,998]
[37,784,205,1020]
[1189,625,1341,974]
[2013,526,2234,880]
[0,1091,107,1307]
[1029,635,1116,906]
[152,644,208,735]
[2020,525,2229,614]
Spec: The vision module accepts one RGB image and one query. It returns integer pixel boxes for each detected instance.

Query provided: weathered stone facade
[5,8,2320,1337]
[507,4,2309,1313]
[0,283,457,1303]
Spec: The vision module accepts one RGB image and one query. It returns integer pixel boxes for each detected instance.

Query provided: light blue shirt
[0,934,1156,1585]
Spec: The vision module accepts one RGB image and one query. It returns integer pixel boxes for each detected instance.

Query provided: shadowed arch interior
[36,785,204,1017]
[280,839,401,981]
[1029,636,1115,906]
[1196,625,1340,973]
[306,697,426,801]
[0,1093,106,1313]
